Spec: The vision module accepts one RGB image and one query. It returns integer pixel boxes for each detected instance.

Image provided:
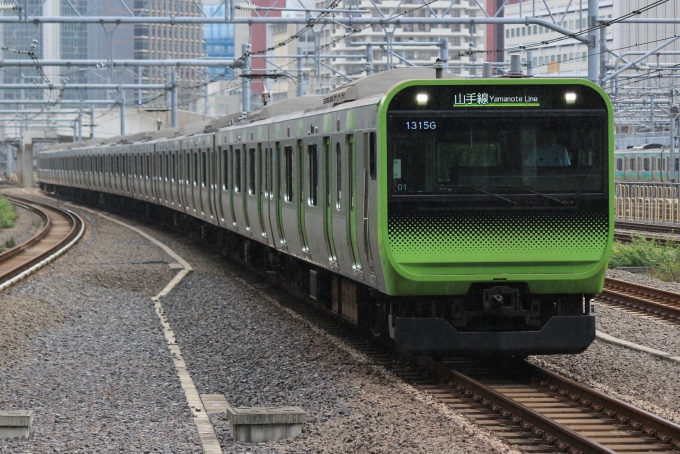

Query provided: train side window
[171,154,175,181]
[201,152,207,187]
[643,158,650,171]
[234,147,241,192]
[284,146,293,202]
[616,159,622,171]
[308,144,318,206]
[222,148,229,189]
[336,142,342,210]
[193,152,199,185]
[369,131,376,180]
[248,147,256,195]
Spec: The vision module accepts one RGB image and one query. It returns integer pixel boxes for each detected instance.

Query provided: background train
[37,68,614,356]
[615,143,679,182]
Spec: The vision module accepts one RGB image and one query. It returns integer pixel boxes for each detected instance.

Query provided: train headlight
[416,93,428,106]
[565,92,577,104]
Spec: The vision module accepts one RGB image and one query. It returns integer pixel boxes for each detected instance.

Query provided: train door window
[643,158,650,171]
[663,157,667,171]
[234,147,241,192]
[657,157,662,172]
[308,144,318,206]
[369,131,376,180]
[348,135,355,211]
[146,155,151,178]
[222,147,229,189]
[629,158,635,171]
[171,153,176,182]
[248,147,256,194]
[336,142,342,210]
[616,159,622,171]
[201,151,207,187]
[676,158,679,173]
[258,145,264,197]
[284,146,293,202]
[193,152,198,185]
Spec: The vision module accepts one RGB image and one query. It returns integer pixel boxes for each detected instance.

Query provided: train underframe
[42,183,597,357]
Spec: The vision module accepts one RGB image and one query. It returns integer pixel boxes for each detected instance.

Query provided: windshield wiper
[451,185,516,206]
[503,185,567,206]
[570,154,601,205]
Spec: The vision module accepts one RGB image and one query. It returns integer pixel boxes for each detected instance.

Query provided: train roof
[322,67,462,107]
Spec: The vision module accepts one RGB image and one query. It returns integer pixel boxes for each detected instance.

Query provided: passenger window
[369,131,376,180]
[616,159,622,171]
[234,148,241,192]
[308,144,319,206]
[248,147,256,195]
[222,148,228,189]
[336,142,342,210]
[284,146,293,202]
[202,152,207,187]
[193,152,199,185]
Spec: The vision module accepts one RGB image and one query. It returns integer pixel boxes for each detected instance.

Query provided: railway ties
[0,195,84,289]
[600,278,680,323]
[231,246,680,453]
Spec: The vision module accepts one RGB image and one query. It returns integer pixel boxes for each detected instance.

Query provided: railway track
[228,252,680,454]
[0,195,84,290]
[599,278,680,323]
[41,195,680,453]
[614,221,680,246]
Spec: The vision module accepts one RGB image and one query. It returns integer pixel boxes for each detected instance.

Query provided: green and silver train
[38,68,614,356]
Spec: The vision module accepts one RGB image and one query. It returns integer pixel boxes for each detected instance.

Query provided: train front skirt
[390,314,596,356]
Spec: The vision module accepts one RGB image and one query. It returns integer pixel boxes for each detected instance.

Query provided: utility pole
[366,44,373,76]
[297,48,304,97]
[242,44,251,113]
[120,89,126,136]
[671,106,678,183]
[171,70,178,128]
[587,0,599,84]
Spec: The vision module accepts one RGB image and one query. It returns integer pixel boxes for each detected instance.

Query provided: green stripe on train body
[375,78,615,296]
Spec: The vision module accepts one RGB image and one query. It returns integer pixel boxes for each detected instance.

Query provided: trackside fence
[615,183,680,223]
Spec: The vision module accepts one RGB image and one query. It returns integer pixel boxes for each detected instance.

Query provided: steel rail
[0,196,82,287]
[600,277,680,321]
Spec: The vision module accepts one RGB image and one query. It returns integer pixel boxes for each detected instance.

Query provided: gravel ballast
[0,190,517,453]
[5,188,680,452]
[0,192,202,453]
[0,203,40,249]
[530,268,680,427]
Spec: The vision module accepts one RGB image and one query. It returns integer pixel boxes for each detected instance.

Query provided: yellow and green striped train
[38,68,614,356]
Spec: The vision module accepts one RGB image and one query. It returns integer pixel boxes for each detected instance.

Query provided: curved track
[0,195,84,289]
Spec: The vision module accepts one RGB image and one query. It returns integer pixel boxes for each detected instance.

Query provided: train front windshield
[386,83,610,204]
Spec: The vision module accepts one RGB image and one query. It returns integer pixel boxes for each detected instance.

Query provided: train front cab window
[387,84,608,202]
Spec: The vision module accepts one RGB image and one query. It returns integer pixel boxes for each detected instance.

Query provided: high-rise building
[502,0,614,77]
[133,0,205,108]
[312,0,484,94]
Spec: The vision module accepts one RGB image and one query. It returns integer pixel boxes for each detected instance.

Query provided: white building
[503,0,614,77]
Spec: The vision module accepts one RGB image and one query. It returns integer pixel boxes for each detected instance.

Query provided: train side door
[264,145,278,247]
[323,136,337,265]
[331,133,354,275]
